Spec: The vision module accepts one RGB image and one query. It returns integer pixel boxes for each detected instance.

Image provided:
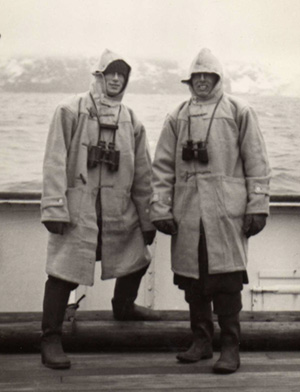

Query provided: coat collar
[89,77,122,110]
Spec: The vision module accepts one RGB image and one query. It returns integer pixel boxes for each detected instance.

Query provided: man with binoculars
[40,49,157,369]
[150,48,271,374]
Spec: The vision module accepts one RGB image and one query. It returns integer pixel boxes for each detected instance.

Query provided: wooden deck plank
[61,373,300,390]
[1,359,300,379]
[1,352,300,368]
[52,372,300,390]
[0,352,300,391]
[3,351,300,370]
[0,388,299,392]
[2,351,300,364]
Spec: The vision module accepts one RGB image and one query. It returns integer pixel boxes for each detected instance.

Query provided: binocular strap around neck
[89,92,121,144]
[188,94,223,143]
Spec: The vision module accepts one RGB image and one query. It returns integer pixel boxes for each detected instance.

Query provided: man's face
[191,73,218,98]
[104,72,125,96]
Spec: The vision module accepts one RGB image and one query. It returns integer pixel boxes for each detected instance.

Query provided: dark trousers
[113,266,148,302]
[174,221,245,315]
[41,276,78,336]
[42,265,148,333]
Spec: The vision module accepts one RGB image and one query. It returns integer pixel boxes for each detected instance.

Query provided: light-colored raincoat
[41,49,154,286]
[150,49,271,279]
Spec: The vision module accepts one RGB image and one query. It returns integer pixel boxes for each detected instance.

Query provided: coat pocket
[173,184,198,223]
[221,176,247,218]
[102,188,127,217]
[66,187,84,224]
[122,192,140,230]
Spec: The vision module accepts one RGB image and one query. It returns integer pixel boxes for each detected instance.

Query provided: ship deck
[1,311,300,391]
[1,196,300,390]
[1,351,300,391]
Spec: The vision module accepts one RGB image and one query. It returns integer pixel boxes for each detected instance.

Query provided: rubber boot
[177,299,214,363]
[213,313,241,374]
[112,267,161,321]
[41,276,77,369]
[41,334,71,370]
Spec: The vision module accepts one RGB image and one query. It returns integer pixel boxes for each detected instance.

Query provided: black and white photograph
[0,0,300,390]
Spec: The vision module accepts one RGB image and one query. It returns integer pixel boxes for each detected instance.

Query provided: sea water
[0,92,299,195]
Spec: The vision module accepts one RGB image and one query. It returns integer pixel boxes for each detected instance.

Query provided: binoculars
[88,140,120,172]
[182,140,209,164]
[87,122,120,172]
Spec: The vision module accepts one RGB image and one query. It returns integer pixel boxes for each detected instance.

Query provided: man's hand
[153,219,178,235]
[43,221,66,235]
[243,214,267,238]
[142,230,157,245]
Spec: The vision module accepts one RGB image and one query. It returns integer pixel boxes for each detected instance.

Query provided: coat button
[255,186,262,192]
[58,198,63,204]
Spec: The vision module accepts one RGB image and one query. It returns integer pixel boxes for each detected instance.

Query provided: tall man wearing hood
[40,49,158,369]
[150,49,271,374]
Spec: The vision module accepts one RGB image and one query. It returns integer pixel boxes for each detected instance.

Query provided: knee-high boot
[112,267,161,321]
[213,312,241,374]
[41,276,78,369]
[177,299,214,363]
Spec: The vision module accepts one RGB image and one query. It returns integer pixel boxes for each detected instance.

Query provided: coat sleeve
[131,120,156,232]
[238,106,271,215]
[150,114,177,222]
[41,104,77,223]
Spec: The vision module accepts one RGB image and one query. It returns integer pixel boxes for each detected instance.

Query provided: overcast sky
[1,0,299,76]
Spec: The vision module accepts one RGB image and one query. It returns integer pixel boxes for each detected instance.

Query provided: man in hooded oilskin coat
[150,48,271,374]
[40,49,158,369]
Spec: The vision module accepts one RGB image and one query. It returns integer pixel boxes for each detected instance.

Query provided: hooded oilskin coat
[150,48,271,279]
[41,49,154,286]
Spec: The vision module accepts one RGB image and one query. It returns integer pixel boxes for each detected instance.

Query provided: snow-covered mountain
[0,55,299,96]
[224,61,299,97]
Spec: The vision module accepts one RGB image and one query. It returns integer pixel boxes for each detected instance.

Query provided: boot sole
[213,363,240,374]
[41,358,71,370]
[177,353,213,363]
[113,314,162,321]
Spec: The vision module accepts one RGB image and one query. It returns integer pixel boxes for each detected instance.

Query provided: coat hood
[91,49,131,102]
[181,48,223,100]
